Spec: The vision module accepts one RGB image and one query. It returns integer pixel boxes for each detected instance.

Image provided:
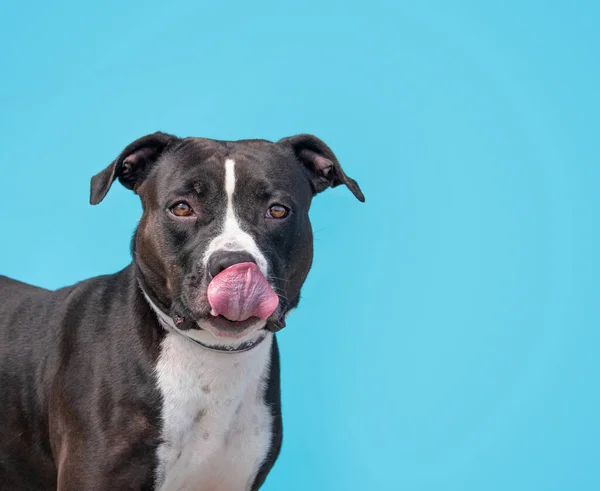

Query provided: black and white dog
[0,132,364,490]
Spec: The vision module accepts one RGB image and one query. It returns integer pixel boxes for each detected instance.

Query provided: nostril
[207,251,257,279]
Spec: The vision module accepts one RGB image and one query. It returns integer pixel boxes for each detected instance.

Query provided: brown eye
[170,201,193,217]
[267,204,289,219]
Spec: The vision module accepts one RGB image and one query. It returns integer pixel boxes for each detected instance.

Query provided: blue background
[1,1,599,490]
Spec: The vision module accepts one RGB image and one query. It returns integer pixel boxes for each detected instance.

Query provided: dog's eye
[266,204,289,219]
[170,202,194,217]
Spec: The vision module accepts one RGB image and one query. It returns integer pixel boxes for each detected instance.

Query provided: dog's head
[91,132,364,350]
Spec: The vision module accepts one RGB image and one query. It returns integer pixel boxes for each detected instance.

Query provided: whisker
[271,286,288,296]
[268,275,290,283]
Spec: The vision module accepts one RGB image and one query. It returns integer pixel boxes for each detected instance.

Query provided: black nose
[207,251,257,279]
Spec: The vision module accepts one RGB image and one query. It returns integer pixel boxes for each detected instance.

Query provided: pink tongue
[207,262,279,322]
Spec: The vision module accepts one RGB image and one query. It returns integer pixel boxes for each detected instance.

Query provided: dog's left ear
[90,132,179,205]
[278,134,365,202]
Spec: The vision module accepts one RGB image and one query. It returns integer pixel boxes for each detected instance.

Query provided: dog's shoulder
[0,274,50,295]
[0,275,55,330]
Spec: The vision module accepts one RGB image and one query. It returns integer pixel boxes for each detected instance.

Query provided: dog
[0,132,364,490]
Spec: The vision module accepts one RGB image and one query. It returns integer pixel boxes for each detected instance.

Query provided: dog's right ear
[90,132,179,205]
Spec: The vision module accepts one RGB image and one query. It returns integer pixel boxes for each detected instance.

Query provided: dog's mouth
[172,262,285,341]
[207,262,279,322]
[197,315,264,339]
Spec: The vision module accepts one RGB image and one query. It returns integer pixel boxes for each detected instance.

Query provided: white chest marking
[155,333,273,491]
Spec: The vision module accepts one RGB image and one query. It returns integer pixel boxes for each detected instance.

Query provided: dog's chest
[154,333,273,491]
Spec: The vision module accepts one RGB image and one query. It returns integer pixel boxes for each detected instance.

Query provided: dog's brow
[168,185,199,197]
[192,181,211,195]
[248,181,270,199]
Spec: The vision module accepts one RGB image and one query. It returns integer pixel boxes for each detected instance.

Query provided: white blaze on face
[203,159,269,276]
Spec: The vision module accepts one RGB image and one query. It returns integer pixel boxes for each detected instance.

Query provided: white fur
[203,159,269,276]
[155,332,273,491]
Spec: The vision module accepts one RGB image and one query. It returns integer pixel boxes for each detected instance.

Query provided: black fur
[0,132,363,489]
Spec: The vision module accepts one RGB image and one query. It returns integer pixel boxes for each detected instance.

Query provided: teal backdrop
[1,1,599,490]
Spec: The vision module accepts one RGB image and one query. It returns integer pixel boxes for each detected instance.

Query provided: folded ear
[90,132,179,205]
[278,134,365,202]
